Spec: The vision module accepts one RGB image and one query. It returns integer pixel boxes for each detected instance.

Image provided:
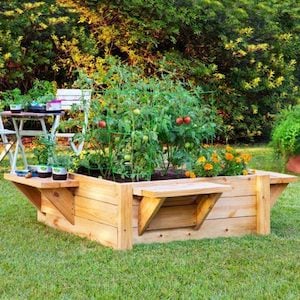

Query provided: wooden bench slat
[4,174,79,189]
[133,182,231,198]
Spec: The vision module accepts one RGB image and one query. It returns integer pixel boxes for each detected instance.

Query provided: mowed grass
[0,146,299,299]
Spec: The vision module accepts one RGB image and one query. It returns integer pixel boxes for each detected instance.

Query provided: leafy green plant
[52,154,73,170]
[33,135,56,165]
[27,80,56,104]
[271,105,300,161]
[1,88,30,107]
[75,63,218,181]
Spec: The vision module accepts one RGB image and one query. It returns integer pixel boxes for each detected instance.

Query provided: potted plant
[33,135,55,178]
[271,105,300,173]
[52,154,73,180]
[1,88,30,112]
[28,80,57,112]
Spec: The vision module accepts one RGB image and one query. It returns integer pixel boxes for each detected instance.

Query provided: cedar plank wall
[38,174,121,249]
[37,174,269,249]
[132,176,260,245]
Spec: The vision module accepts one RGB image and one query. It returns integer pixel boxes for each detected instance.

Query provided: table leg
[11,118,28,172]
[50,115,61,139]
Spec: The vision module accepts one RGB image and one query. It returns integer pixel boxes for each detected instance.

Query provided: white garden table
[0,111,63,172]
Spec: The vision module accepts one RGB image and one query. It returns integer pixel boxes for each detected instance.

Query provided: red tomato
[98,120,106,128]
[183,116,191,124]
[176,117,184,125]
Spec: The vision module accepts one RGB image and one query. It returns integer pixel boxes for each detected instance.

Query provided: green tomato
[184,142,191,149]
[133,108,141,115]
[142,135,149,142]
[124,154,131,161]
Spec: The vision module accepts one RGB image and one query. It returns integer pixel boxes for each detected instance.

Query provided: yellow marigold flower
[241,153,251,163]
[225,145,233,152]
[3,53,12,60]
[3,11,15,17]
[197,156,206,163]
[211,153,219,163]
[190,171,196,179]
[225,152,234,161]
[242,170,248,175]
[185,171,190,178]
[204,163,213,171]
[235,157,242,163]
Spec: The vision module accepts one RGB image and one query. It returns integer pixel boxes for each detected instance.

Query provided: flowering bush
[186,145,251,178]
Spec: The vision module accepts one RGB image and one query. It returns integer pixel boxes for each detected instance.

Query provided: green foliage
[28,80,56,104]
[271,105,300,160]
[0,88,30,107]
[0,0,299,141]
[76,63,217,181]
[33,135,56,165]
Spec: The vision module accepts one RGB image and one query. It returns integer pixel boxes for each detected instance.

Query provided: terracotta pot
[286,155,300,174]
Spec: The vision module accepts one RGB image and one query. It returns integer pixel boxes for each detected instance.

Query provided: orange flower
[225,152,234,161]
[197,156,206,163]
[225,145,233,152]
[185,171,190,177]
[204,163,213,171]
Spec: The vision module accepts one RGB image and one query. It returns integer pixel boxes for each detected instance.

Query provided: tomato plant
[75,64,218,181]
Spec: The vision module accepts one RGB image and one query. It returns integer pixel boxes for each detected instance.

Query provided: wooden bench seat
[133,181,232,235]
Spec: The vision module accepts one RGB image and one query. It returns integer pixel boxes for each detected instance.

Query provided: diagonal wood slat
[194,193,222,230]
[138,197,166,235]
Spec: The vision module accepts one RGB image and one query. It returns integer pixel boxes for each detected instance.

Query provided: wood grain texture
[194,193,221,230]
[37,211,118,249]
[270,183,288,207]
[138,197,166,235]
[132,195,257,229]
[75,195,118,226]
[117,185,133,250]
[42,188,75,225]
[256,175,270,235]
[5,173,79,189]
[133,216,257,244]
[13,183,42,211]
[71,173,120,205]
[133,182,231,198]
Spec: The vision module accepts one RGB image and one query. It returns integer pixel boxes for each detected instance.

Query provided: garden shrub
[0,0,299,142]
[271,105,300,161]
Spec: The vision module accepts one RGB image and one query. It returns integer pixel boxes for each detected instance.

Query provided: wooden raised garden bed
[4,171,297,250]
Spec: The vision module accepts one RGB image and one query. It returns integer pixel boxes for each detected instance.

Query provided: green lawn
[0,146,299,299]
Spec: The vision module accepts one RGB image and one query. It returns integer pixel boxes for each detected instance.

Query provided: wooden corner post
[117,185,133,250]
[256,175,271,235]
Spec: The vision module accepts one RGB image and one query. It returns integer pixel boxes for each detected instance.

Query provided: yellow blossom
[235,157,242,163]
[3,53,12,61]
[211,153,219,163]
[190,172,196,179]
[242,170,248,175]
[241,153,251,163]
[197,156,206,163]
[3,11,15,17]
[225,145,233,152]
